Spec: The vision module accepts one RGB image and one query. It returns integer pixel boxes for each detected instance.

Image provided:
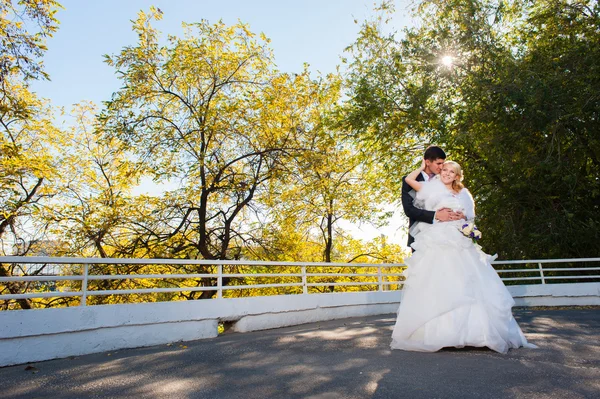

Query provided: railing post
[378,266,383,291]
[81,263,89,306]
[302,265,307,294]
[217,264,223,298]
[538,262,546,284]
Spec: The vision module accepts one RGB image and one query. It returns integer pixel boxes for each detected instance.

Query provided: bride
[390,159,536,354]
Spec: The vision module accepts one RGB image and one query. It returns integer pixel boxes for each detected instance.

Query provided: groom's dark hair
[424,146,446,161]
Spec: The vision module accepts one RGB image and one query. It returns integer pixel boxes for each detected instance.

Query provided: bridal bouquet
[460,222,482,241]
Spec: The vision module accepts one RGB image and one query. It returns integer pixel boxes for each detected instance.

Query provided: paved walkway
[1,308,599,399]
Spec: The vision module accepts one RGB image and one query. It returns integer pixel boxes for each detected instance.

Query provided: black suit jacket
[401,173,436,249]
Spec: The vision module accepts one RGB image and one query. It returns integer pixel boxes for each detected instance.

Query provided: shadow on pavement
[0,308,598,398]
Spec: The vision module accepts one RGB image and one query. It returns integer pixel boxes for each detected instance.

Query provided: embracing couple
[390,146,536,354]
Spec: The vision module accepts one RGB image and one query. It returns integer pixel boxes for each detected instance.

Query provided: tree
[0,81,65,309]
[340,1,447,191]
[258,72,392,264]
[44,102,143,259]
[1,0,63,257]
[98,9,327,298]
[0,0,64,310]
[342,0,600,259]
[271,129,392,263]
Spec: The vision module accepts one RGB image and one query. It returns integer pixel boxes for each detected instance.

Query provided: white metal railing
[0,257,407,306]
[492,258,600,283]
[1,256,599,308]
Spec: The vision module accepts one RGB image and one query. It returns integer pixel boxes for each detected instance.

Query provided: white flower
[460,223,473,235]
[458,222,482,241]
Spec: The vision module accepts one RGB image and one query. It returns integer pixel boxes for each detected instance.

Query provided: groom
[402,146,464,250]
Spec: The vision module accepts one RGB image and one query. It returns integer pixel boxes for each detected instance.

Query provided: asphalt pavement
[0,307,598,399]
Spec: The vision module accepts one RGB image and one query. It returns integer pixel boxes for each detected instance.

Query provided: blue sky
[31,0,415,109]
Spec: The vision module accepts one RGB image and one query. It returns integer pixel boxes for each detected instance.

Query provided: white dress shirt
[421,171,434,181]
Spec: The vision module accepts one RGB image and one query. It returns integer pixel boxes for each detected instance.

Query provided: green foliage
[342,0,600,259]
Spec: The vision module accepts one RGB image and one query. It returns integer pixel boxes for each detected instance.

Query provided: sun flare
[441,55,454,68]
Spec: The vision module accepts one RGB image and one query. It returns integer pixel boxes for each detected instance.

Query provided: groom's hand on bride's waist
[453,211,466,220]
[435,208,465,222]
[435,208,453,222]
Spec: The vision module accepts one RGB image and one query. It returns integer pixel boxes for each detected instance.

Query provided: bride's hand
[406,159,426,191]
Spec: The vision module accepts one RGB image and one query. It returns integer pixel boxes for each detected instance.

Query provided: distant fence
[1,256,599,309]
[493,258,600,284]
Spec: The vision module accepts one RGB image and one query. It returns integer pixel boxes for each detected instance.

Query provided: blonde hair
[443,161,464,192]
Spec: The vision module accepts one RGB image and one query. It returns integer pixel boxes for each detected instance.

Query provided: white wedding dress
[391,177,536,354]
